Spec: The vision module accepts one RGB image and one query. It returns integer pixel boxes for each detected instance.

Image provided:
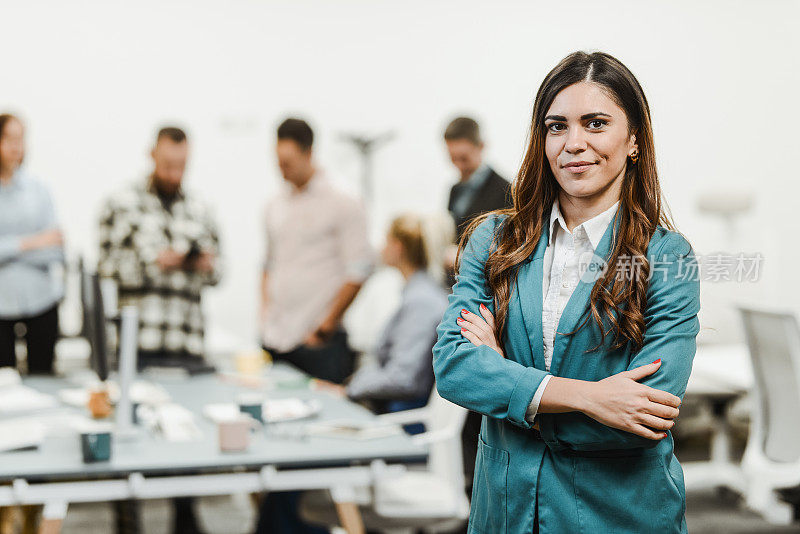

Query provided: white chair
[738,307,800,524]
[299,385,470,533]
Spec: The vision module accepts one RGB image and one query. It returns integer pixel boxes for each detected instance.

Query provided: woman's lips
[564,162,596,173]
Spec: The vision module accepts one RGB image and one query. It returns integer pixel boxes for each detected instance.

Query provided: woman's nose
[564,128,588,153]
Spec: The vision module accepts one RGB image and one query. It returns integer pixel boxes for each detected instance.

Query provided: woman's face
[543,82,635,202]
[381,233,403,268]
[0,118,25,173]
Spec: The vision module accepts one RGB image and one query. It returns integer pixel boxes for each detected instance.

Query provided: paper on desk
[0,419,46,452]
[0,368,58,414]
[0,385,59,414]
[137,403,202,442]
[202,403,241,423]
[264,398,320,423]
[305,419,403,440]
[203,398,321,424]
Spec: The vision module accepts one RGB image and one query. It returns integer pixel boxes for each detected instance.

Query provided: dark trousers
[255,492,328,534]
[0,305,59,374]
[263,329,355,384]
[113,496,200,534]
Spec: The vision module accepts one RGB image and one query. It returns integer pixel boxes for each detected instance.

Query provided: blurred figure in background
[98,126,221,370]
[97,126,221,534]
[315,213,448,425]
[260,117,373,384]
[0,113,65,374]
[442,116,512,505]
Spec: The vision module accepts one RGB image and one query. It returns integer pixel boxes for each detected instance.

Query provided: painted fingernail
[456,318,463,323]
[480,303,487,310]
[461,328,466,333]
[461,309,469,315]
[652,359,661,364]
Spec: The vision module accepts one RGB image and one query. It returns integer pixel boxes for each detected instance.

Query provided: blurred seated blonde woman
[314,213,449,419]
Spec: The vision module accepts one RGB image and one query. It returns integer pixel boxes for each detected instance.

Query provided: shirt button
[561,280,569,288]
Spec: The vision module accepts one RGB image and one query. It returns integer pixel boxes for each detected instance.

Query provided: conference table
[0,364,428,534]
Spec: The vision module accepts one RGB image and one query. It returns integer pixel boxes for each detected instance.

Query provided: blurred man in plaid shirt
[97,126,221,370]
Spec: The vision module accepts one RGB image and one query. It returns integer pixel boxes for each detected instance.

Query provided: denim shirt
[0,170,65,318]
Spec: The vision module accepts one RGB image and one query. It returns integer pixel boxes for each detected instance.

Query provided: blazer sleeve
[432,214,551,430]
[537,231,701,451]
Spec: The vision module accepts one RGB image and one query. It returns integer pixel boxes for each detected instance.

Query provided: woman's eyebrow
[544,112,612,121]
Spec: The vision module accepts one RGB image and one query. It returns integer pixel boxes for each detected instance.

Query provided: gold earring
[630,150,639,164]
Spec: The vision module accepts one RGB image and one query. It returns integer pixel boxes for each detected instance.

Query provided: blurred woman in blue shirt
[0,114,65,374]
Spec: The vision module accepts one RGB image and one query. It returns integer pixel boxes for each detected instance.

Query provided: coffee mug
[218,415,258,453]
[81,430,112,463]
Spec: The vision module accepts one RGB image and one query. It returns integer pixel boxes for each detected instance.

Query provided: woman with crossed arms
[433,51,700,533]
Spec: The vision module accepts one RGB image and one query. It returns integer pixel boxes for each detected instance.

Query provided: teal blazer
[433,212,700,534]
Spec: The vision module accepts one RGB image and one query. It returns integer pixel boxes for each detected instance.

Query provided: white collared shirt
[525,198,620,423]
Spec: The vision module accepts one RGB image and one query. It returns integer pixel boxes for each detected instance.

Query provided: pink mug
[218,415,258,452]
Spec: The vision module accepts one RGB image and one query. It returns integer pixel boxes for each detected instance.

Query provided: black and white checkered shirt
[97,178,222,359]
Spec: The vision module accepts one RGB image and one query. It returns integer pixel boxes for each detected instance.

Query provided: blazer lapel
[514,221,550,371]
[548,211,621,376]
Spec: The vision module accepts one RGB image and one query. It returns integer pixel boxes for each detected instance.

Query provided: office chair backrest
[425,384,468,494]
[739,307,800,463]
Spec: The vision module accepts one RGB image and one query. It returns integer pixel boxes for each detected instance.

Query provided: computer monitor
[80,266,109,382]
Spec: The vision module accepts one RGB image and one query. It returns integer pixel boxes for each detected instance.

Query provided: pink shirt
[261,173,374,352]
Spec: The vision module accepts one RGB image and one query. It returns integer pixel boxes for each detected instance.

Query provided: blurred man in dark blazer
[445,117,512,244]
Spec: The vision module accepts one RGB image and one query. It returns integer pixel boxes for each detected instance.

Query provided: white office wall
[1,0,797,347]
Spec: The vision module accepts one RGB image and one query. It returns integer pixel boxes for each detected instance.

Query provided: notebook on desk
[0,419,46,452]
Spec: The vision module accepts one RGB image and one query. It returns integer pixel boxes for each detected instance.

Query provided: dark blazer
[447,167,512,243]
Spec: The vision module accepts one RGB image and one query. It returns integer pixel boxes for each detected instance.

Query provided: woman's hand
[20,229,63,252]
[311,378,346,397]
[577,360,681,440]
[457,304,504,358]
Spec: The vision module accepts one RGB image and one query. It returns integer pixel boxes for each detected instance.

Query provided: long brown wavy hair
[456,51,675,355]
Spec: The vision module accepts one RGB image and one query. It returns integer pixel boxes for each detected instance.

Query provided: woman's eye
[547,123,566,133]
[588,119,607,129]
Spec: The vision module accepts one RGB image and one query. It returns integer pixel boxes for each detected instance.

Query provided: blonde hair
[389,212,455,284]
[389,214,428,269]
